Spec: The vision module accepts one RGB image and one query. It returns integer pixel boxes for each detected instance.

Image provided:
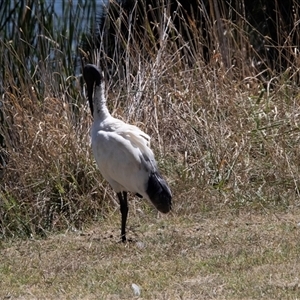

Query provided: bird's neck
[93,82,110,120]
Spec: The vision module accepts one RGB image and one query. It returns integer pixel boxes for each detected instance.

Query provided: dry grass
[2,43,300,298]
[1,0,300,237]
[1,207,300,299]
[2,60,300,235]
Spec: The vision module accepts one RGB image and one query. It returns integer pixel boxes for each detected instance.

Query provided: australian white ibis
[83,64,172,242]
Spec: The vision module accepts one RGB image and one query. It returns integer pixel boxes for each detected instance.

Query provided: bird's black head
[83,64,103,118]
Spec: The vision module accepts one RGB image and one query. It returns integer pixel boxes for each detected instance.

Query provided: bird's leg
[117,192,128,242]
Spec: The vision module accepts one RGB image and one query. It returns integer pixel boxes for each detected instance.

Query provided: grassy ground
[1,204,300,299]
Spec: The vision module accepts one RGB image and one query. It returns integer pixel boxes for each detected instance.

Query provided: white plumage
[83,64,172,242]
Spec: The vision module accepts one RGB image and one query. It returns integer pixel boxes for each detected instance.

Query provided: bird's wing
[105,119,151,153]
[92,130,151,194]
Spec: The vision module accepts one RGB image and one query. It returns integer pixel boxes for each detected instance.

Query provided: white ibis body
[83,64,172,242]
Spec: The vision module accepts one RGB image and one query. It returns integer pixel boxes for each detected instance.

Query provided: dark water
[52,0,108,20]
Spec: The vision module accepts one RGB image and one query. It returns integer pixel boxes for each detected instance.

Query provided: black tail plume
[146,172,172,213]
